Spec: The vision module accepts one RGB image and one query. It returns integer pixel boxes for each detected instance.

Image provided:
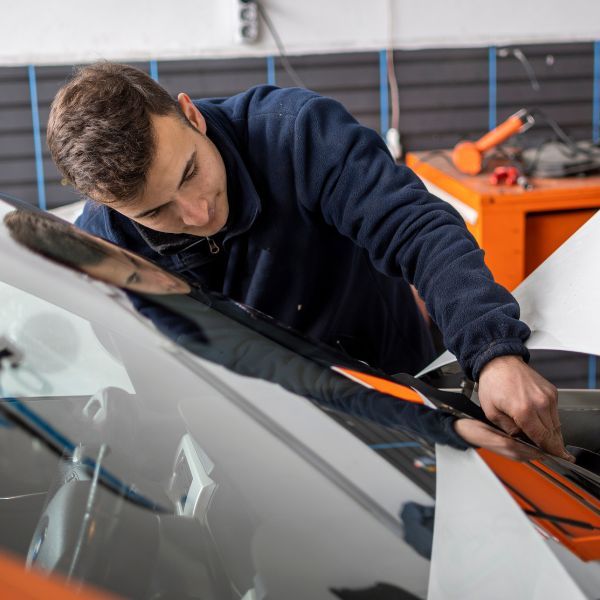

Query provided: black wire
[255,2,306,88]
[528,108,583,155]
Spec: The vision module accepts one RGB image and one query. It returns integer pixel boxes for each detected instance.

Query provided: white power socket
[233,0,259,44]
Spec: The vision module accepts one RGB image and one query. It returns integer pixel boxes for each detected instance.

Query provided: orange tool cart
[406,151,600,291]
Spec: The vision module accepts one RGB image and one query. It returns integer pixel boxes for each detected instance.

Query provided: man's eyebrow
[132,150,197,219]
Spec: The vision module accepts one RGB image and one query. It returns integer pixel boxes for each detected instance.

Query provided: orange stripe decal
[333,367,424,404]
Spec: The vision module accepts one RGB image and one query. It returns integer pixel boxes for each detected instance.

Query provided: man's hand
[477,355,574,461]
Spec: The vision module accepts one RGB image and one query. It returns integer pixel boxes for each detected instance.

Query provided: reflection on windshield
[0,280,133,397]
[3,207,468,458]
[4,209,190,295]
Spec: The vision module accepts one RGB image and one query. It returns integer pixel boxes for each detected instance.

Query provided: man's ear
[177,93,207,134]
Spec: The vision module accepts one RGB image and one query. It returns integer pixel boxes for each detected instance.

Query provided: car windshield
[0,201,450,599]
[4,200,600,598]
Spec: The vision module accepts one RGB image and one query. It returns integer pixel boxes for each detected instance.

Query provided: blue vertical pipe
[488,46,497,131]
[266,56,276,86]
[28,65,46,210]
[593,42,600,144]
[588,355,597,389]
[379,49,389,135]
[149,60,159,82]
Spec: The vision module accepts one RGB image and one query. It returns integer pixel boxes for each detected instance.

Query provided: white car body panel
[430,445,594,600]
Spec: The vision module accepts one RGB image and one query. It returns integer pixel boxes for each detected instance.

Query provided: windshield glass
[0,203,447,599]
[4,201,600,598]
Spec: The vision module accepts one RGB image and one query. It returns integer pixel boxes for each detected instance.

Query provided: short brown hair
[47,62,187,203]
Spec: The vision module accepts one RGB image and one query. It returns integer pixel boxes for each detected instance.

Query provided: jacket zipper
[206,237,220,254]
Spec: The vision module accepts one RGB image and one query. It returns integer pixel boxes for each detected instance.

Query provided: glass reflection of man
[4,209,190,295]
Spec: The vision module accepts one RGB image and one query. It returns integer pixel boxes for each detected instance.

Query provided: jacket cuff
[438,412,474,451]
[470,338,530,382]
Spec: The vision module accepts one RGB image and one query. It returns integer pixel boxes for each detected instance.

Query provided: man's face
[82,236,191,295]
[111,96,229,237]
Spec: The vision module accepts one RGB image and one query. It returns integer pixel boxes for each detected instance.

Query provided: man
[47,62,572,460]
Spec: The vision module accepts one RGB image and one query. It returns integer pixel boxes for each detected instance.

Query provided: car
[0,193,599,599]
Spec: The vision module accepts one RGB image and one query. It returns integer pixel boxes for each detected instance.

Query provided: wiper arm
[0,396,168,514]
[524,509,600,531]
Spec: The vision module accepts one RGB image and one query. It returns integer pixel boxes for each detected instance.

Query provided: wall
[0,42,595,209]
[0,0,598,66]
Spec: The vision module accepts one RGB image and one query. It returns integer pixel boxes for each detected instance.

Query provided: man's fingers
[476,356,575,461]
[513,409,573,461]
[483,407,521,436]
[530,382,561,436]
[454,419,541,462]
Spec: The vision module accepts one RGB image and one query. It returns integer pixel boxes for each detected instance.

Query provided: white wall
[2,0,600,66]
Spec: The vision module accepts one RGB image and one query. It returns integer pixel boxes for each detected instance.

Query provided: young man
[47,62,572,460]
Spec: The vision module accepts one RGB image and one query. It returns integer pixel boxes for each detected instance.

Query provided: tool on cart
[490,166,520,186]
[453,108,600,179]
[452,109,535,175]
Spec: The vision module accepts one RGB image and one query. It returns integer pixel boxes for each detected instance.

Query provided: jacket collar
[127,103,261,258]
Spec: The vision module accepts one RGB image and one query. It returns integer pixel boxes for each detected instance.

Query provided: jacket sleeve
[292,95,530,380]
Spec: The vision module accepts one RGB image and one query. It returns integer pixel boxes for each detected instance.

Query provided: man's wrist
[471,339,530,381]
[479,354,525,378]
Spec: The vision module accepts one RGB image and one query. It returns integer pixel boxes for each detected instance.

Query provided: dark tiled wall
[0,42,595,209]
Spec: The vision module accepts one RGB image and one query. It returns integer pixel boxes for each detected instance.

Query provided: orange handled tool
[452,109,534,175]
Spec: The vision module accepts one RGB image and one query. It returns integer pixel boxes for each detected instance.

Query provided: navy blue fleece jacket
[76,85,530,379]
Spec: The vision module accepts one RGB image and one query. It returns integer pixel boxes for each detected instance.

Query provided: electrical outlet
[233,0,259,44]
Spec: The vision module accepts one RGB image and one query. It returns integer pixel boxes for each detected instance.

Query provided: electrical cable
[384,0,402,161]
[497,47,540,92]
[387,49,400,134]
[528,108,582,154]
[255,2,306,88]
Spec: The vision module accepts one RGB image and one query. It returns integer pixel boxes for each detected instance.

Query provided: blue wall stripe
[379,49,389,135]
[266,56,276,85]
[488,46,497,131]
[28,65,47,210]
[593,42,600,144]
[588,355,597,389]
[149,60,159,82]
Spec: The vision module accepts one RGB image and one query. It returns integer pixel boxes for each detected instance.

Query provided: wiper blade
[0,396,168,514]
[524,509,600,531]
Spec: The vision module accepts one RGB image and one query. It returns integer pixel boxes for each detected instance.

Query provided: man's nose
[178,196,207,226]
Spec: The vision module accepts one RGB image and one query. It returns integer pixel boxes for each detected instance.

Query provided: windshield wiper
[524,509,600,531]
[502,477,600,533]
[0,396,168,514]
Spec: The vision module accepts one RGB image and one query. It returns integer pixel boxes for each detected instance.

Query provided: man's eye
[126,271,140,285]
[145,206,163,220]
[184,164,198,183]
